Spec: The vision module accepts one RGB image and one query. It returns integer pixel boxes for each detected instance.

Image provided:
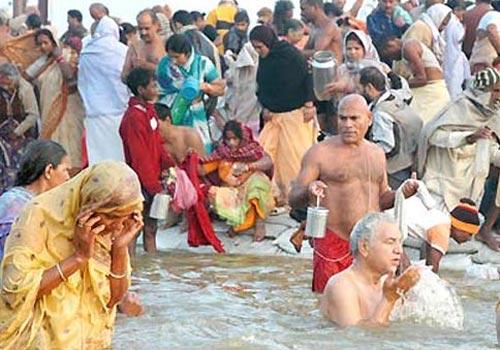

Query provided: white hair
[0,63,20,83]
[349,212,396,257]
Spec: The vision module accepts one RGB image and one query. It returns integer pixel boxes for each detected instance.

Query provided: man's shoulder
[324,269,356,298]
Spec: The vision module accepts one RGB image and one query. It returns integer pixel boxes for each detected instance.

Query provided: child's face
[235,21,249,33]
[224,130,241,149]
[450,227,472,244]
[140,79,159,102]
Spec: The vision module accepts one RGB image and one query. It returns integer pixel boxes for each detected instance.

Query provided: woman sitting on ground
[202,120,275,241]
[0,140,70,261]
[0,161,144,349]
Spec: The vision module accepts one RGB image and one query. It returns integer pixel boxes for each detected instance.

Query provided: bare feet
[118,292,144,317]
[254,220,266,242]
[476,227,500,251]
[227,227,237,238]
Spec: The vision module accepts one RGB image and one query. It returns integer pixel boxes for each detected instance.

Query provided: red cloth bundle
[182,152,225,253]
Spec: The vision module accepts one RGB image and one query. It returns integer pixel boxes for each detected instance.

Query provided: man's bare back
[299,136,387,240]
[161,124,205,164]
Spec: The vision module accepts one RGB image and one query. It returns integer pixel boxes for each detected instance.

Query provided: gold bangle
[108,271,127,279]
[56,263,68,282]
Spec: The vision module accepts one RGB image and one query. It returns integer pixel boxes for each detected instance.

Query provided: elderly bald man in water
[289,94,418,293]
[320,213,421,327]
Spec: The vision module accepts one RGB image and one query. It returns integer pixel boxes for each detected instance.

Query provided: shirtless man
[155,103,205,164]
[300,0,342,62]
[289,94,418,293]
[320,213,421,327]
[381,36,450,124]
[122,10,166,82]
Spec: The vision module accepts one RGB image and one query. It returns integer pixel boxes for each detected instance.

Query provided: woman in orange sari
[203,121,275,241]
[24,29,85,174]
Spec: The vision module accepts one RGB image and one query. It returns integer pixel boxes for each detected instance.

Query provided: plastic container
[312,51,336,101]
[180,77,200,102]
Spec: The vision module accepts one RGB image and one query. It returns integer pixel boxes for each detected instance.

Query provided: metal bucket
[149,193,171,220]
[305,206,329,239]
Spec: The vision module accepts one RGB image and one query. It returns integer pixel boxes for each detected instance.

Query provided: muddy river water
[113,251,499,350]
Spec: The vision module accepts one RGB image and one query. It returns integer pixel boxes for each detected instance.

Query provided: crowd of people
[0,0,499,348]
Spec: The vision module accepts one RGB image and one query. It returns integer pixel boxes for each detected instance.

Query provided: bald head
[338,94,369,113]
[337,94,372,145]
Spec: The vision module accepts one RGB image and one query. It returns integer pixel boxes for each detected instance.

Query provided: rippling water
[113,251,499,350]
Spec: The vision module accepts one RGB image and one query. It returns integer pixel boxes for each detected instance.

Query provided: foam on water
[391,267,465,330]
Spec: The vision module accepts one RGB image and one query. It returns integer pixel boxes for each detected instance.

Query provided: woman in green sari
[157,34,225,154]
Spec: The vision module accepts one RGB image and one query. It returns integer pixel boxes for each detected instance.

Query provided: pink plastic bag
[172,167,198,212]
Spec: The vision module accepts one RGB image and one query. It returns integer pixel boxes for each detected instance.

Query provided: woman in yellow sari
[24,29,85,173]
[0,161,144,350]
[203,121,275,241]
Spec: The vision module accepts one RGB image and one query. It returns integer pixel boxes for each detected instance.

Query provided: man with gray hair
[0,62,40,192]
[320,212,421,327]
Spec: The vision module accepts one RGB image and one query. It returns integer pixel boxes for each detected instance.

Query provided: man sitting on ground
[320,212,421,327]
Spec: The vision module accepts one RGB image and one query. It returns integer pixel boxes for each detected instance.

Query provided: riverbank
[155,214,500,278]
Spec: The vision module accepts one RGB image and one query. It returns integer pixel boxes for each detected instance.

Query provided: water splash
[390,267,465,330]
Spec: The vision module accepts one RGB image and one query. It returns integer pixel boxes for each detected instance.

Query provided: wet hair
[119,22,136,45]
[154,103,171,121]
[223,120,243,141]
[172,10,194,26]
[126,67,156,96]
[274,0,294,36]
[284,18,304,33]
[234,10,250,24]
[15,140,67,187]
[325,2,344,17]
[165,33,192,55]
[67,9,83,22]
[26,14,42,30]
[0,62,20,83]
[203,25,218,42]
[350,212,397,256]
[35,28,58,47]
[359,66,387,92]
[137,9,159,24]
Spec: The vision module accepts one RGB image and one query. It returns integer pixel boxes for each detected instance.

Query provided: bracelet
[56,263,68,282]
[108,271,127,279]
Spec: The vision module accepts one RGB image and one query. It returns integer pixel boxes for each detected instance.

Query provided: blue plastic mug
[180,77,200,101]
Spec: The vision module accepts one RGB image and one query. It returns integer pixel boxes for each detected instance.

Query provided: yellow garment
[403,20,433,50]
[206,4,238,54]
[259,109,317,203]
[0,161,143,350]
[410,79,450,125]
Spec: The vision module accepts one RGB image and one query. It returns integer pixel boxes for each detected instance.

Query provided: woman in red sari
[202,121,275,241]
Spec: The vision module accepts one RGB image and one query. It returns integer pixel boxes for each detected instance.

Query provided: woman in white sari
[78,16,129,165]
[24,29,85,173]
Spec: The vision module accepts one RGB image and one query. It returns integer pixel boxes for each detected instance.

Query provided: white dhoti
[410,80,450,124]
[84,114,125,165]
